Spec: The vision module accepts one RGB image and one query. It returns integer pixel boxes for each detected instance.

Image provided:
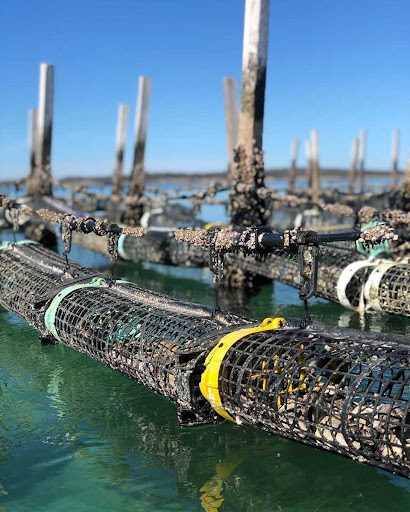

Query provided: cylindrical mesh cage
[215,323,410,478]
[0,241,247,424]
[226,247,368,308]
[0,240,409,477]
[225,246,410,317]
[0,242,94,330]
[120,231,207,267]
[365,263,410,317]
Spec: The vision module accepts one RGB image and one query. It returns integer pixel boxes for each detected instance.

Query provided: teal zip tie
[44,277,107,343]
[14,240,39,246]
[356,221,393,258]
[0,241,10,251]
[0,240,39,251]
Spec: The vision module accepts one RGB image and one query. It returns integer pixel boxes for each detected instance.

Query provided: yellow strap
[204,222,224,230]
[199,317,286,422]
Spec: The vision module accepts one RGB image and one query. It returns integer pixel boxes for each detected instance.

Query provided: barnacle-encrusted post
[124,76,152,226]
[110,104,129,209]
[230,0,271,228]
[27,63,54,197]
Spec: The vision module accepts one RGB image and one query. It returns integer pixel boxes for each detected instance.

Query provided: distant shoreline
[0,167,402,187]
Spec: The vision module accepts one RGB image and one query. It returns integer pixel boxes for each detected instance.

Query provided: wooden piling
[111,104,129,204]
[229,0,271,229]
[28,109,38,179]
[288,138,299,192]
[27,63,54,196]
[310,129,320,201]
[124,76,152,225]
[223,77,239,182]
[391,129,400,188]
[304,139,312,187]
[235,0,270,181]
[404,152,410,186]
[348,137,359,194]
[358,129,366,193]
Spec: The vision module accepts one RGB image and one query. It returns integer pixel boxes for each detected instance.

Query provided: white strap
[336,260,378,310]
[364,262,397,311]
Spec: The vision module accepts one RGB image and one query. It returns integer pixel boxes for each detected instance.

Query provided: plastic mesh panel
[121,233,207,267]
[122,232,172,264]
[217,326,410,477]
[225,246,368,308]
[0,243,92,329]
[377,265,410,317]
[51,282,239,405]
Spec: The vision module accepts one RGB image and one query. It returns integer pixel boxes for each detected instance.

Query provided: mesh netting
[121,232,207,267]
[369,264,410,317]
[216,323,410,477]
[0,242,94,330]
[121,230,173,264]
[225,246,370,309]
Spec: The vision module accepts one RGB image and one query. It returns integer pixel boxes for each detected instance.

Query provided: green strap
[0,240,39,251]
[44,277,107,343]
[14,240,39,246]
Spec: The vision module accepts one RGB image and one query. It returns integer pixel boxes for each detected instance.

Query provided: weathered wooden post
[400,151,410,211]
[27,63,54,197]
[405,152,410,185]
[124,77,152,225]
[358,129,366,193]
[28,109,38,180]
[288,138,299,192]
[310,129,320,201]
[223,77,239,182]
[391,129,400,188]
[111,104,129,205]
[304,139,312,188]
[230,0,270,227]
[348,137,359,194]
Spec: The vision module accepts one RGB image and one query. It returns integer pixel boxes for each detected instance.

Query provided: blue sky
[0,0,409,179]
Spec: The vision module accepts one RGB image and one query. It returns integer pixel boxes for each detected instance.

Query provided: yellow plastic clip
[204,222,224,230]
[199,317,286,422]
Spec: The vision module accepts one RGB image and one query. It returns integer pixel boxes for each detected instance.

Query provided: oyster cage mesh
[120,231,207,267]
[225,245,410,317]
[0,240,246,424]
[0,240,409,478]
[367,263,410,317]
[216,325,410,477]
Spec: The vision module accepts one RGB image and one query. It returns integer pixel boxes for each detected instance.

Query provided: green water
[1,242,410,511]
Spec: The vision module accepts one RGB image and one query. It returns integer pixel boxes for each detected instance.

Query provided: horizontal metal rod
[257,230,361,249]
[175,226,397,254]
